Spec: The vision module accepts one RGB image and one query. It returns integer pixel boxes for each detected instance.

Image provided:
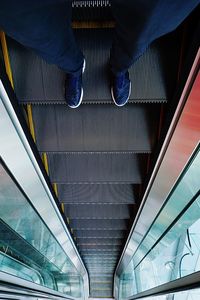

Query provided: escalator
[0,0,186,298]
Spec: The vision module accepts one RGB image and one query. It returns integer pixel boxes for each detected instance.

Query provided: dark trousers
[0,0,199,75]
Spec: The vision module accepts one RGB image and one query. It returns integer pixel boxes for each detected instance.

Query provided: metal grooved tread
[76,230,127,238]
[32,104,159,152]
[80,244,122,251]
[69,219,130,230]
[72,1,112,22]
[77,237,125,244]
[90,290,113,298]
[57,184,136,204]
[7,28,177,104]
[64,204,135,219]
[47,153,146,184]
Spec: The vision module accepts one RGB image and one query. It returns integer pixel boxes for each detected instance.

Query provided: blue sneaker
[65,60,85,108]
[111,71,131,107]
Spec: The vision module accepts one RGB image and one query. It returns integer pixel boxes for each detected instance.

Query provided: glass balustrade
[119,145,200,299]
[0,158,83,298]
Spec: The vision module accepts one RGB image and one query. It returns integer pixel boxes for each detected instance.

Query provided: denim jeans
[0,0,84,75]
[0,0,199,75]
[110,0,200,74]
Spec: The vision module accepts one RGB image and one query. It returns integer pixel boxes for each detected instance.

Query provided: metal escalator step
[85,255,119,261]
[82,254,119,262]
[87,262,115,267]
[83,251,119,255]
[84,256,118,262]
[77,237,124,245]
[32,104,159,152]
[70,219,130,230]
[90,276,113,288]
[79,244,122,250]
[47,153,146,184]
[90,282,112,290]
[90,289,113,298]
[89,270,115,274]
[86,263,116,268]
[83,252,118,262]
[57,184,135,204]
[90,274,113,278]
[75,229,127,238]
[87,264,116,273]
[63,204,134,219]
[82,251,120,257]
[87,265,115,270]
[86,260,116,265]
[8,28,177,104]
[72,0,110,7]
[91,274,113,282]
[79,246,120,255]
[87,264,116,270]
[79,248,122,258]
[88,264,115,270]
[72,0,112,22]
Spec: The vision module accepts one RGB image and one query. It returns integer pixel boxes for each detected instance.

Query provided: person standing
[0,0,199,108]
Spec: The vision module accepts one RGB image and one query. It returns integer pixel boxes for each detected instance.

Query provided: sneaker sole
[111,81,131,107]
[68,59,85,109]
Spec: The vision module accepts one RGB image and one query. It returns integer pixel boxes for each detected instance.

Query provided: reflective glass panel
[119,145,200,298]
[0,159,83,298]
[0,252,42,284]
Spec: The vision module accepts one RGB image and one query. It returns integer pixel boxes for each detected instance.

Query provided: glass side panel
[0,159,83,298]
[0,252,42,284]
[133,146,200,267]
[119,260,137,300]
[119,145,200,299]
[134,195,200,292]
[143,288,200,300]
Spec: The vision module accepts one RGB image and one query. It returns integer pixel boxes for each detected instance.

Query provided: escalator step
[80,249,120,254]
[84,257,117,265]
[63,203,135,219]
[87,267,116,273]
[32,104,159,152]
[86,260,116,265]
[75,229,127,238]
[77,237,124,245]
[57,184,135,204]
[47,153,146,184]
[90,289,113,297]
[87,264,116,270]
[83,255,118,262]
[89,269,115,274]
[72,0,110,7]
[79,244,122,250]
[90,282,113,290]
[69,219,130,230]
[87,265,116,271]
[72,0,112,22]
[90,275,113,283]
[7,28,177,104]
